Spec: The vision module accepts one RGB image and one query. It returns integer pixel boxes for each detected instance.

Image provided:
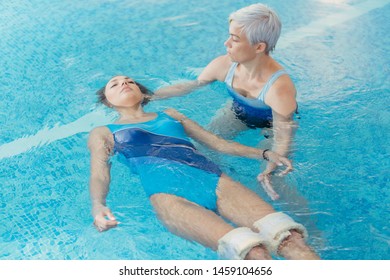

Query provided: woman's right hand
[257,150,293,200]
[264,150,293,175]
[92,205,119,232]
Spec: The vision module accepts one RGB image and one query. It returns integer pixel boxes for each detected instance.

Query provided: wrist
[262,149,270,161]
[92,203,106,216]
[92,201,106,210]
[178,116,188,123]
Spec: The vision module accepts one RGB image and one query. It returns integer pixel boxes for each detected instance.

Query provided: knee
[278,230,307,250]
[245,246,272,260]
[278,230,320,260]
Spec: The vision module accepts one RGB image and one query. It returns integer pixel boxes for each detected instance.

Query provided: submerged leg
[150,193,233,250]
[149,193,271,260]
[278,230,320,260]
[216,174,320,260]
[207,101,247,139]
[216,174,275,227]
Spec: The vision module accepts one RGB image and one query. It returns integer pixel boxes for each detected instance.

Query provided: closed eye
[123,78,135,84]
[229,34,240,42]
[110,84,118,88]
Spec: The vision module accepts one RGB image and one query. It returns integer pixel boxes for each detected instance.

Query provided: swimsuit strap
[224,62,238,86]
[258,69,288,102]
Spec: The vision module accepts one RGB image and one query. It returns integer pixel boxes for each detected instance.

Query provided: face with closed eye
[104,75,144,108]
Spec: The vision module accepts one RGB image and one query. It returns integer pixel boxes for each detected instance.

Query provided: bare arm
[270,112,295,157]
[164,108,292,171]
[263,76,297,173]
[258,76,297,199]
[88,127,118,231]
[153,55,232,100]
[153,80,209,100]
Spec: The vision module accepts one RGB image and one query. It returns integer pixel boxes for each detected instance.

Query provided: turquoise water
[0,0,389,260]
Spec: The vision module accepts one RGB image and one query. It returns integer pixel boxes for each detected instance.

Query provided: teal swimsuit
[107,112,222,211]
[225,62,289,128]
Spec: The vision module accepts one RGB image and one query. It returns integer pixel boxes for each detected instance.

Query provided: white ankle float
[253,212,308,255]
[217,227,265,260]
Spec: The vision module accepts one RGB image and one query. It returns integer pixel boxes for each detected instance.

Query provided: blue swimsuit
[225,62,288,128]
[107,112,222,211]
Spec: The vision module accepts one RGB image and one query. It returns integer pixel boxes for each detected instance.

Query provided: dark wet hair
[96,80,154,107]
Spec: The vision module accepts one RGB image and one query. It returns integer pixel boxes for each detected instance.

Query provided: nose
[224,37,231,48]
[122,80,129,85]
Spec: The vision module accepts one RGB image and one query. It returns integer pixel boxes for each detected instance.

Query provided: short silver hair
[229,3,281,53]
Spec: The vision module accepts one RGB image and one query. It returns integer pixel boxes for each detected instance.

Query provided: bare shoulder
[266,75,297,116]
[88,126,113,150]
[274,74,296,96]
[89,126,110,139]
[198,55,233,82]
[212,54,232,66]
[209,55,233,73]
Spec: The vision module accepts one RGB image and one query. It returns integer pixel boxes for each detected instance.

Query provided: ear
[255,42,267,54]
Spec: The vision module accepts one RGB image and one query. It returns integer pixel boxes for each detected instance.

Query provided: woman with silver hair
[154,4,298,200]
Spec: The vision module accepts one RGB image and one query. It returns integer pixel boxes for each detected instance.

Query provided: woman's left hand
[92,205,119,232]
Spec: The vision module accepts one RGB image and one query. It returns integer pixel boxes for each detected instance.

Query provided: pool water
[0,0,389,260]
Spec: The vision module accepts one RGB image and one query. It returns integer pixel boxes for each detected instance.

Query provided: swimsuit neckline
[111,112,160,126]
[226,62,287,102]
[229,86,257,100]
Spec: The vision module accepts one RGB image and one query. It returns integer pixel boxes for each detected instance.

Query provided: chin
[227,54,236,62]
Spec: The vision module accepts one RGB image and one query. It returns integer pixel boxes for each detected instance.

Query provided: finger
[257,173,265,182]
[94,214,118,227]
[262,165,277,176]
[279,167,292,176]
[274,159,291,174]
[94,216,105,227]
[94,222,105,232]
[281,161,293,174]
[274,158,287,167]
[260,176,280,201]
[105,219,119,227]
[105,210,117,221]
[257,172,271,182]
[94,221,118,232]
[281,157,293,168]
[101,223,118,232]
[275,159,284,167]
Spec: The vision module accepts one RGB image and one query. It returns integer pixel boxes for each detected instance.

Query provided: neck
[240,54,273,80]
[116,105,148,121]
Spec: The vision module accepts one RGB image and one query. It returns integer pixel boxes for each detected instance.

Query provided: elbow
[89,173,110,188]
